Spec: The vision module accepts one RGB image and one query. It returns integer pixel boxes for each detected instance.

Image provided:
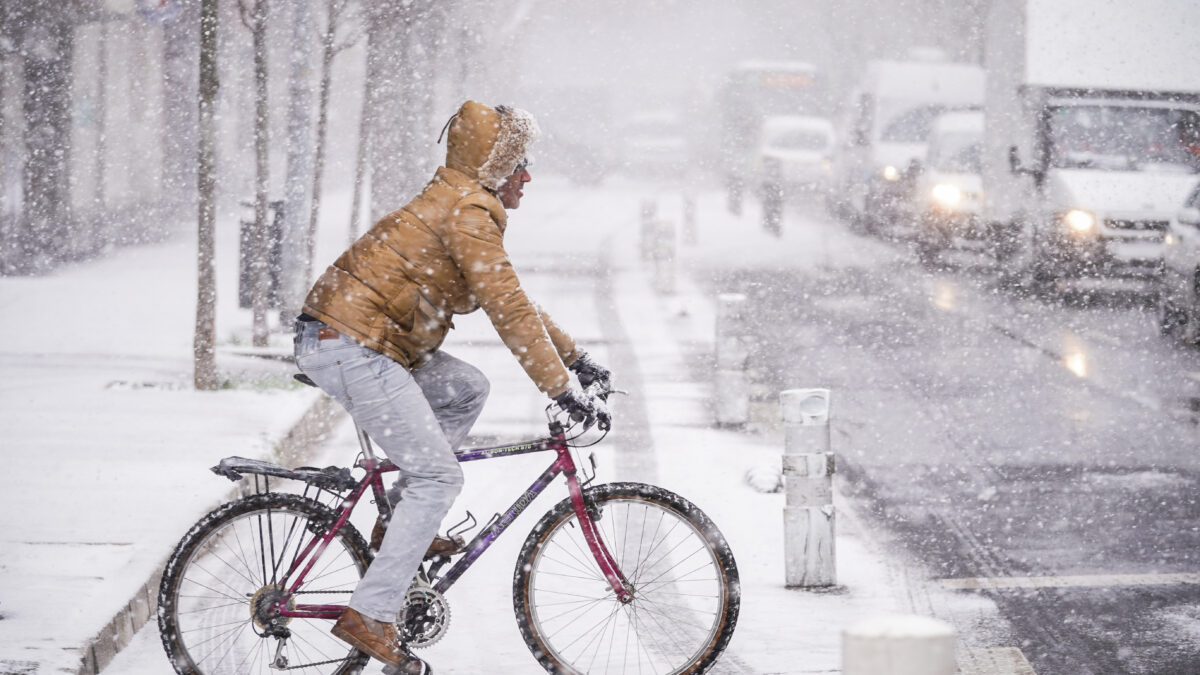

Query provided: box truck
[829,51,984,235]
[984,0,1200,291]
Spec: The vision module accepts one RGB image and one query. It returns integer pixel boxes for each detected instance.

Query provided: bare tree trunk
[94,20,107,211]
[0,4,12,274]
[304,0,357,283]
[194,0,219,390]
[347,32,374,245]
[162,0,199,212]
[366,0,435,220]
[250,0,271,347]
[18,3,74,271]
[279,0,314,322]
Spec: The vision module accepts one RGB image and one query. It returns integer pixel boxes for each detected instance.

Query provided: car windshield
[881,105,949,143]
[942,142,982,173]
[1047,105,1200,173]
[929,133,982,172]
[766,129,830,151]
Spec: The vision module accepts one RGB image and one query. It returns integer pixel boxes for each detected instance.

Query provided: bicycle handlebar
[548,380,621,436]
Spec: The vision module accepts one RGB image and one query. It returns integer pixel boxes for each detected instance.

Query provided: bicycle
[157,380,740,674]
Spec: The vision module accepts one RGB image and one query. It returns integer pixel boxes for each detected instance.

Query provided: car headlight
[930,183,962,208]
[1061,209,1096,234]
[881,165,900,181]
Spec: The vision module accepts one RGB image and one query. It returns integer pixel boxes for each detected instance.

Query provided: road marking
[961,647,1037,675]
[940,572,1200,590]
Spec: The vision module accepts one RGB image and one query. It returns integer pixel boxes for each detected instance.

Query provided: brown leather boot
[371,515,464,559]
[330,607,429,673]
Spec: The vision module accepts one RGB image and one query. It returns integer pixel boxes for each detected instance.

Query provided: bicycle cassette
[396,581,450,649]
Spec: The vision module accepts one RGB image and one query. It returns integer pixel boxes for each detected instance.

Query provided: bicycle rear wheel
[158,493,371,674]
[513,482,739,674]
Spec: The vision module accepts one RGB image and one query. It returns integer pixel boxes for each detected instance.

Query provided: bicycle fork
[562,456,635,604]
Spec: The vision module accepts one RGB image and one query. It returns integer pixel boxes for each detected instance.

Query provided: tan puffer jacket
[302,100,579,396]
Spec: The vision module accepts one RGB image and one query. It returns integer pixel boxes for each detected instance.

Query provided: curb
[76,392,345,675]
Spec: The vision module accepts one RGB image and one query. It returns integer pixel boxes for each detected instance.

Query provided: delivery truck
[829,51,984,236]
[984,0,1200,292]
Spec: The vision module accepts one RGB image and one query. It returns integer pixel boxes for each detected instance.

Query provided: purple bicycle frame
[280,432,633,621]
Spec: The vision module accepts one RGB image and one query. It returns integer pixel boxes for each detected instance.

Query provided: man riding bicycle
[294,100,611,673]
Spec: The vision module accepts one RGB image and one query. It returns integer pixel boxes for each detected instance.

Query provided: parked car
[753,115,835,200]
[1158,183,1200,344]
[911,110,988,266]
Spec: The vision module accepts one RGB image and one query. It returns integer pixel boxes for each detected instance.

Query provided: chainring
[396,581,451,649]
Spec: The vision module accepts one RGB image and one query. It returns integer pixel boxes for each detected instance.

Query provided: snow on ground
[8,176,951,674]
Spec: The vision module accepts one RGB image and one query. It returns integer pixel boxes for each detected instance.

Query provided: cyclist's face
[496,164,531,209]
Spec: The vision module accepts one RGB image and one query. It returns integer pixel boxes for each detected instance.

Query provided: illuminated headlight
[881,165,900,181]
[930,183,962,208]
[1062,209,1096,234]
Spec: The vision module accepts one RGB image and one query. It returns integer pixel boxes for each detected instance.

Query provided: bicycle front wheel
[513,482,740,674]
[158,493,371,675]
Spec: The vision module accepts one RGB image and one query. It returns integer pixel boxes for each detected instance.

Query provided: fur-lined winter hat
[443,100,540,191]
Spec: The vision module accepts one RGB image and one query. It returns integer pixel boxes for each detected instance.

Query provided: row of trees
[193,0,532,388]
[2,0,988,389]
[0,0,532,388]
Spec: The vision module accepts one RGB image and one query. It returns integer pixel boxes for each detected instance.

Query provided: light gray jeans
[294,319,489,622]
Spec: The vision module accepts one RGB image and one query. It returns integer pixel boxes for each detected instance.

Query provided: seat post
[354,423,378,462]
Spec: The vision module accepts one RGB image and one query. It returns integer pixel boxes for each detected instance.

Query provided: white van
[911,110,987,265]
[983,0,1200,292]
[753,115,836,199]
[830,52,985,235]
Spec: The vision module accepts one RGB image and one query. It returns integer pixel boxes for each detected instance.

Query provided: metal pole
[781,388,835,587]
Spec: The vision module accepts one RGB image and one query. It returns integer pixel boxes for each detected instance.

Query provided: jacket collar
[436,166,508,231]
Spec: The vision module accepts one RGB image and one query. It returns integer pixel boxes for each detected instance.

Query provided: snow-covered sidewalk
[3,179,930,675]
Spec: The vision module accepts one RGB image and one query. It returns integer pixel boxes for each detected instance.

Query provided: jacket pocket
[384,286,419,333]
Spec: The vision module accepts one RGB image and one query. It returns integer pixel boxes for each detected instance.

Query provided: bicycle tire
[158,493,372,675]
[513,482,739,674]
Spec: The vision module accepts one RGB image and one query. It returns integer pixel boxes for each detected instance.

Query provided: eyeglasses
[513,157,530,174]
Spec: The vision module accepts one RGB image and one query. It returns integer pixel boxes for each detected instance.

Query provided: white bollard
[842,614,957,675]
[714,293,749,426]
[781,388,835,587]
[652,219,675,295]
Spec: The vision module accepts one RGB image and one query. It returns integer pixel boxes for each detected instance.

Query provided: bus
[718,60,827,212]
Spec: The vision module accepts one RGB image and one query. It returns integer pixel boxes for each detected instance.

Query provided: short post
[652,219,676,295]
[714,293,749,426]
[761,169,784,237]
[640,199,657,261]
[682,192,697,245]
[781,388,835,587]
[842,615,956,675]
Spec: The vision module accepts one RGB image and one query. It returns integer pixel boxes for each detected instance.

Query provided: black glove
[552,387,612,431]
[568,351,612,392]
